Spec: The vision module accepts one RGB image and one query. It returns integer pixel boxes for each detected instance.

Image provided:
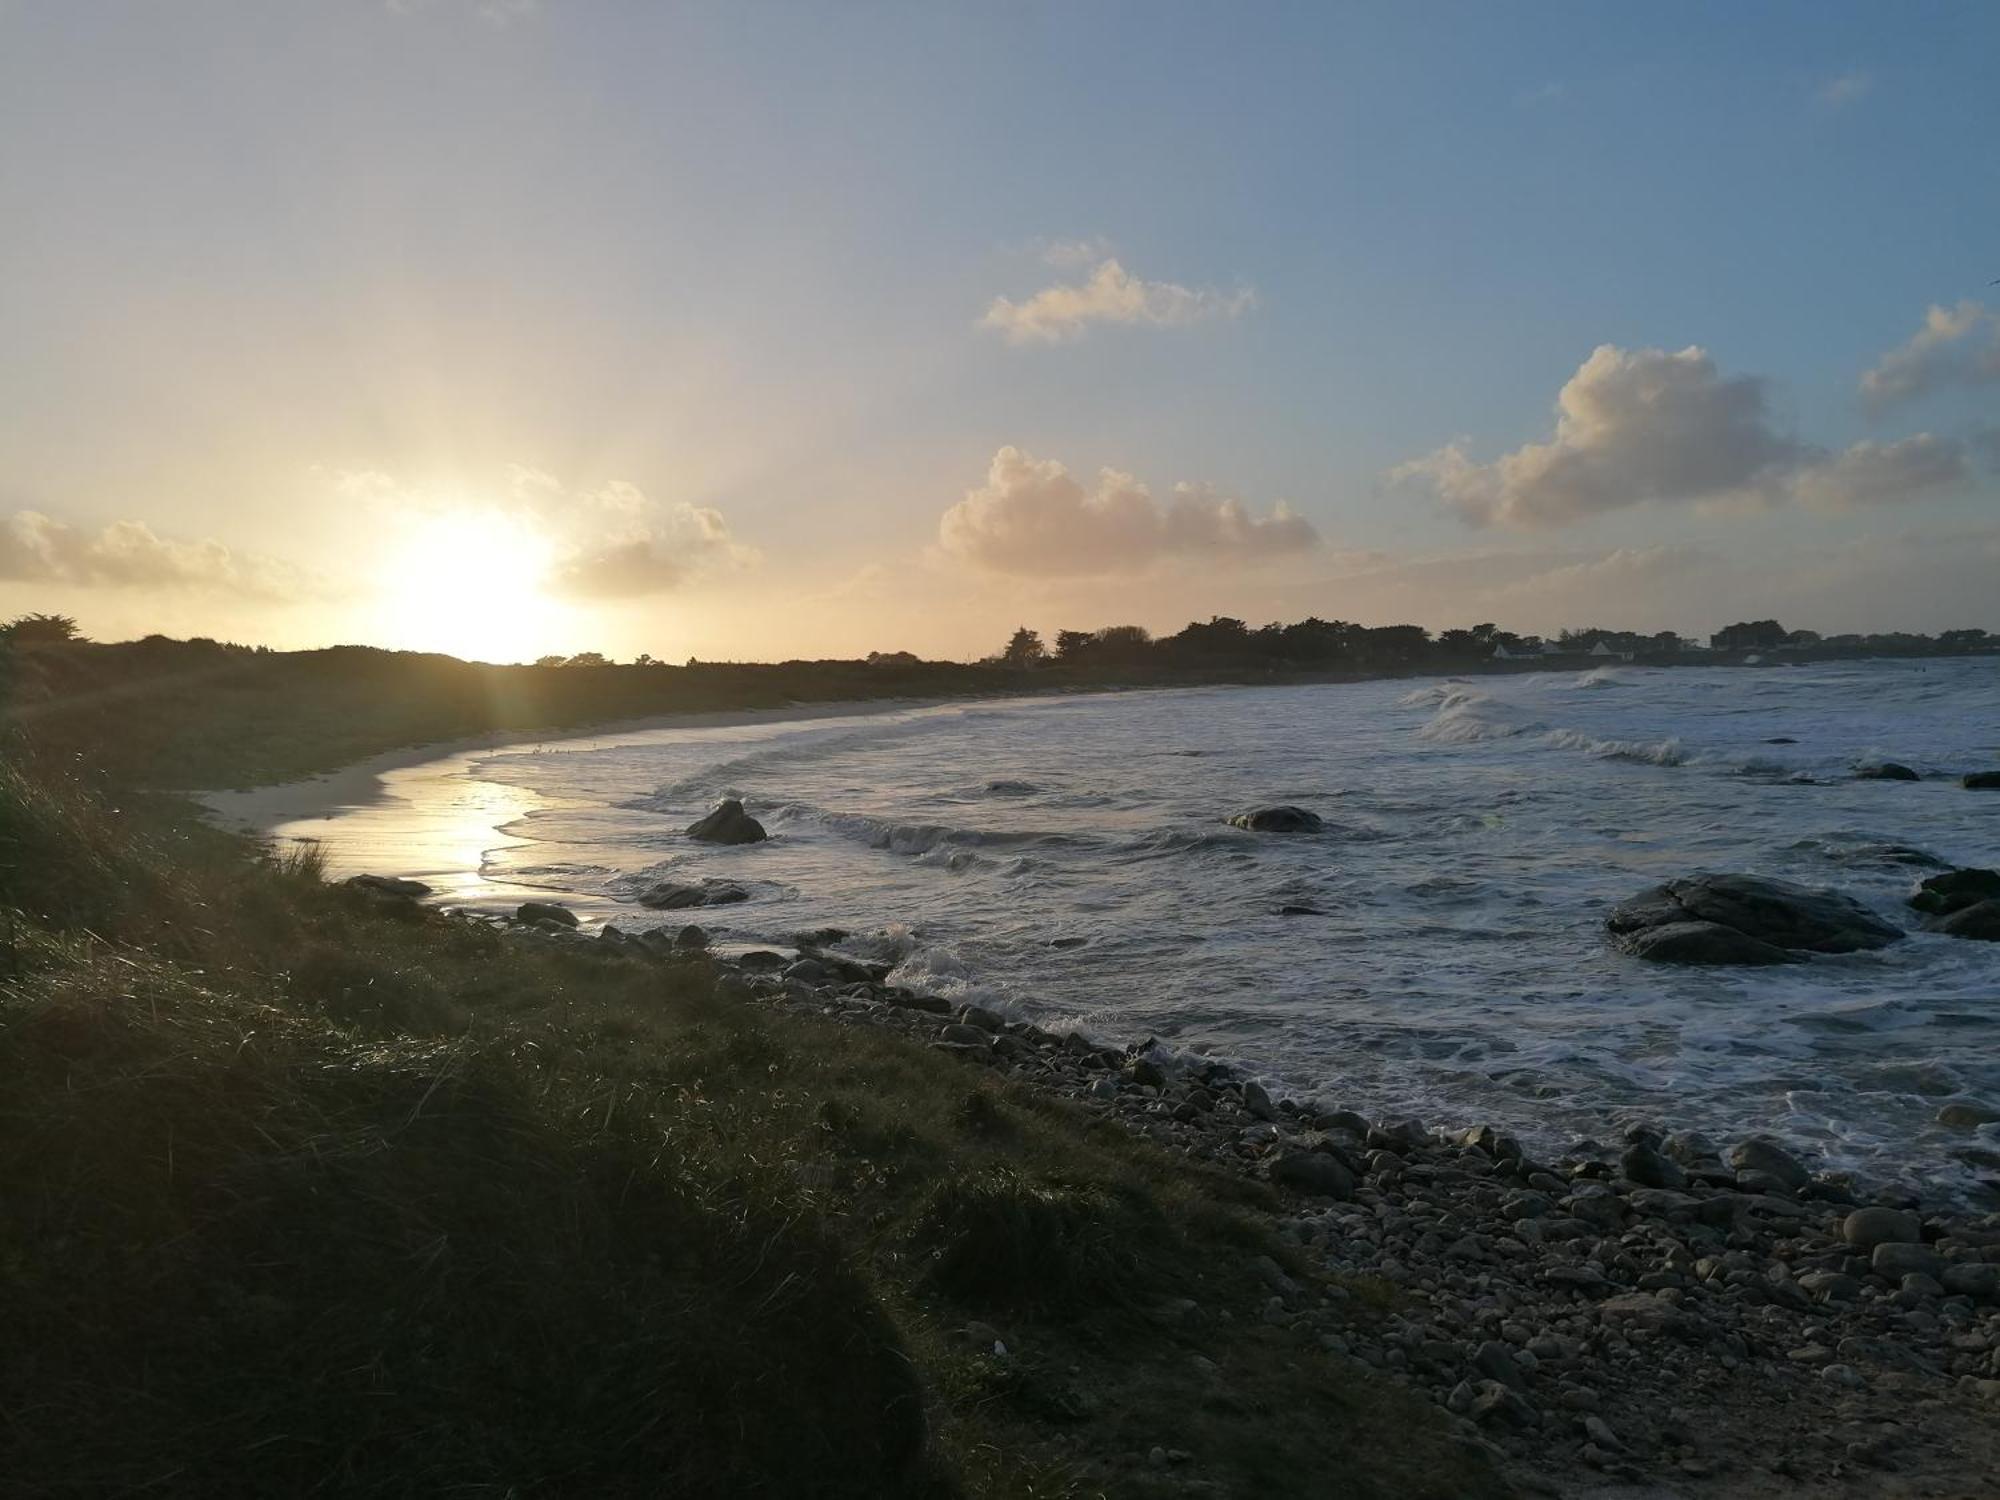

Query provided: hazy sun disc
[374,512,564,662]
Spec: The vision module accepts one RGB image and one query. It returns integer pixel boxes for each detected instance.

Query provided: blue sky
[1,1,1996,659]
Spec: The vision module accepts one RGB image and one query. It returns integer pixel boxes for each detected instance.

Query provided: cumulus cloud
[979,260,1256,344]
[1860,301,2000,412]
[938,447,1316,576]
[1788,434,1967,510]
[1819,71,1873,106]
[0,511,315,598]
[1395,342,1978,528]
[548,500,754,599]
[1393,344,1806,527]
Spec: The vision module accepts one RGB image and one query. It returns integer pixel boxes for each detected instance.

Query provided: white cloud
[1393,344,1805,527]
[1860,301,2000,412]
[1819,71,1873,107]
[1395,343,1981,528]
[1788,434,1967,510]
[0,511,317,598]
[938,447,1315,576]
[979,259,1256,344]
[548,500,754,598]
[1036,236,1115,268]
[1516,82,1565,108]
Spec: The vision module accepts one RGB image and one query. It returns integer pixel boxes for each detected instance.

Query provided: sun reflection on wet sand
[266,760,554,911]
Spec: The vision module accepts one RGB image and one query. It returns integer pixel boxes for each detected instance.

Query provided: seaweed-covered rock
[1963,771,2000,790]
[1607,874,1901,964]
[1226,806,1323,834]
[1855,762,1920,781]
[1934,900,2000,942]
[1909,867,2000,917]
[637,880,752,909]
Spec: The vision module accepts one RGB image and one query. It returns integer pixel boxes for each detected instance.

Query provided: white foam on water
[327,660,2000,1200]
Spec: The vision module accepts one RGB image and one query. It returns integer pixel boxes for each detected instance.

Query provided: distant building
[1589,641,1634,662]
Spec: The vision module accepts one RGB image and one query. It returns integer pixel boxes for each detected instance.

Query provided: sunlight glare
[374,511,566,662]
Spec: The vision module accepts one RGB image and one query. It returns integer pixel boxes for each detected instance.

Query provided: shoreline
[184,686,2000,1491]
[196,693,983,836]
[481,908,2000,1493]
[194,693,1034,908]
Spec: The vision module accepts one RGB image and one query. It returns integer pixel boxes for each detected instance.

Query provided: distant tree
[633,652,660,667]
[564,652,610,668]
[533,654,567,668]
[1091,624,1153,665]
[1938,628,1990,649]
[1711,619,1787,651]
[1436,627,1482,654]
[1,612,86,646]
[999,627,1046,667]
[1053,629,1095,663]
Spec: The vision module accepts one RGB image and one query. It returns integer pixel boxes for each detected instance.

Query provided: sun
[374,511,568,662]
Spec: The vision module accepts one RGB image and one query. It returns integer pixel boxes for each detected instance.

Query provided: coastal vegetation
[0,665,1502,1494]
[4,613,1992,792]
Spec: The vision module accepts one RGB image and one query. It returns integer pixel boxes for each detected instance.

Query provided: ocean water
[308,660,2000,1198]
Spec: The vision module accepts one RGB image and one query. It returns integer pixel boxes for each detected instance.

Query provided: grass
[0,745,1507,1498]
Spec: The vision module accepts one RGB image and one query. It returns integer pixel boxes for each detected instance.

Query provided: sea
[278,658,2000,1201]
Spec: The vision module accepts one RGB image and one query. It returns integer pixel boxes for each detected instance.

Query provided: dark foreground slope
[0,750,1502,1499]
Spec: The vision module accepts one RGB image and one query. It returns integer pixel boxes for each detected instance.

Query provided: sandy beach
[196,696,965,913]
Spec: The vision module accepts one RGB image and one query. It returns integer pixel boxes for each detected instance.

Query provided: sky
[2,0,1997,663]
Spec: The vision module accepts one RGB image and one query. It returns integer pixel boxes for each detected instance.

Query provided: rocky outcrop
[344,873,431,899]
[1607,874,1902,964]
[685,798,768,845]
[1935,902,2000,942]
[637,879,751,910]
[1963,771,2000,789]
[516,901,578,927]
[1909,868,2000,943]
[1226,806,1323,834]
[1854,762,1920,781]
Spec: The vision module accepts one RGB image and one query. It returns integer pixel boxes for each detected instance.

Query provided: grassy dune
[0,747,1504,1498]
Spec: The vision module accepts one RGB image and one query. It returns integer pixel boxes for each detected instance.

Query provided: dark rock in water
[1855,762,1920,781]
[1226,805,1323,834]
[345,874,431,899]
[1764,736,1798,745]
[1616,920,1795,966]
[674,924,709,950]
[638,879,751,910]
[1934,900,2000,942]
[1963,771,2000,789]
[1607,873,1901,963]
[1937,1100,2000,1128]
[735,950,787,973]
[1268,1150,1355,1198]
[1909,867,2000,917]
[1048,935,1089,949]
[1276,904,1323,917]
[516,901,578,928]
[1870,845,1950,868]
[685,798,768,844]
[791,927,849,946]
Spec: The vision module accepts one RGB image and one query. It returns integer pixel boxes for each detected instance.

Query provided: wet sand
[196,697,954,913]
